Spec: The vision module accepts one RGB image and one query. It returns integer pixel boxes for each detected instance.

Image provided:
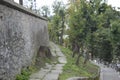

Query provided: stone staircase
[29,42,67,80]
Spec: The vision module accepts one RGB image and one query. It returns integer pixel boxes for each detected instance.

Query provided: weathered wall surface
[0,0,49,80]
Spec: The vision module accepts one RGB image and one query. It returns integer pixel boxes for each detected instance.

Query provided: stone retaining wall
[0,0,49,80]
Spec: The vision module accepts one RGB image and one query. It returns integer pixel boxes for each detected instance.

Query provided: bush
[16,66,36,80]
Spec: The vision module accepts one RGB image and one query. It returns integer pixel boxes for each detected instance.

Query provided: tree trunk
[72,43,79,58]
[60,17,65,45]
[84,52,89,64]
[76,53,81,65]
[76,45,83,65]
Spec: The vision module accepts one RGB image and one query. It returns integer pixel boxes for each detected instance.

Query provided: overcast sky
[14,0,120,10]
[36,0,120,8]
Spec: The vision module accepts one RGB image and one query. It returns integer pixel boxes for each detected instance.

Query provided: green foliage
[110,19,120,61]
[41,5,50,17]
[67,0,120,63]
[68,1,87,45]
[48,0,120,64]
[16,66,37,80]
[48,1,66,45]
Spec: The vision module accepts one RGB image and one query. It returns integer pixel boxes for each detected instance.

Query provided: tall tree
[59,7,65,45]
[67,0,118,65]
[49,1,66,45]
[41,6,50,18]
[68,0,88,64]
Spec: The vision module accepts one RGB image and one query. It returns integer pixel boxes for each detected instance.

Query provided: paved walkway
[93,61,120,80]
[100,64,120,80]
[29,42,67,80]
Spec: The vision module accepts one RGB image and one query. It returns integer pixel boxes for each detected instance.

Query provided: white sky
[108,0,120,7]
[14,0,120,10]
[35,0,68,13]
[14,0,68,14]
[14,0,68,8]
[40,0,120,8]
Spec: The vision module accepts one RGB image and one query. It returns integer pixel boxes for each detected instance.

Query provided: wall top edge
[0,0,48,21]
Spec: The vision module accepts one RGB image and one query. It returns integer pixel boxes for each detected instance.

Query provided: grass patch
[16,66,37,80]
[59,46,99,80]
